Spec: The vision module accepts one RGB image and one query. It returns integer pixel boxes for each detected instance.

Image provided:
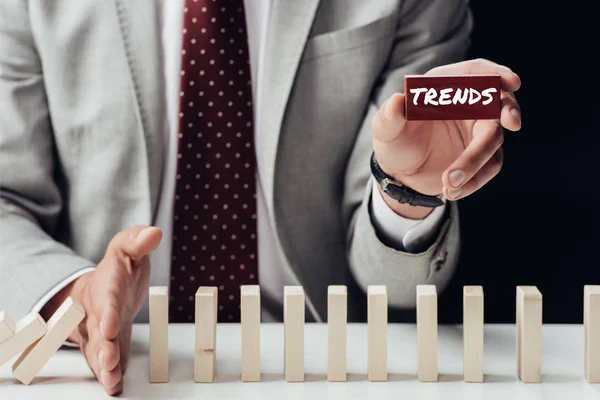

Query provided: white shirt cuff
[31,267,95,347]
[370,183,447,253]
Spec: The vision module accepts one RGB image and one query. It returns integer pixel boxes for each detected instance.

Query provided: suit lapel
[112,0,320,222]
[114,0,165,218]
[258,0,321,217]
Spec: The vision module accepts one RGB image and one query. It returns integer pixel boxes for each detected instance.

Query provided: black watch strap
[370,152,444,208]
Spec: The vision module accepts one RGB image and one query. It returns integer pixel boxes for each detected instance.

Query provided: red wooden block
[404,75,501,121]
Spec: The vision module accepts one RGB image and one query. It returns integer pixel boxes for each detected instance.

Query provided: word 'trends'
[409,87,497,107]
[404,75,501,121]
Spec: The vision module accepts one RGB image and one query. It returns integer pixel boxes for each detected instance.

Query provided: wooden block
[463,286,484,383]
[367,285,387,382]
[194,350,215,383]
[417,285,438,382]
[12,297,84,385]
[0,311,16,343]
[149,286,169,383]
[516,286,542,383]
[0,313,47,366]
[241,285,261,382]
[284,286,305,382]
[404,74,501,120]
[194,286,217,383]
[195,286,217,351]
[327,285,347,382]
[585,285,600,383]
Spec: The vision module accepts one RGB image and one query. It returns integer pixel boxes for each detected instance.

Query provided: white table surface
[1,323,598,399]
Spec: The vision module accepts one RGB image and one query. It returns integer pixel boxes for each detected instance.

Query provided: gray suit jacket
[0,0,471,322]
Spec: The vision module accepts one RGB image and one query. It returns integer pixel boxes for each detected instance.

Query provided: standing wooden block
[327,285,347,382]
[417,285,438,382]
[12,297,85,385]
[284,286,305,382]
[0,311,16,343]
[241,285,261,382]
[585,285,600,383]
[0,313,47,366]
[463,286,484,383]
[195,286,217,383]
[194,350,216,383]
[149,286,169,383]
[516,286,542,383]
[404,74,501,120]
[367,285,387,382]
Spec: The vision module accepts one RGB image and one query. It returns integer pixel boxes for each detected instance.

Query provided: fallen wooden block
[585,285,600,383]
[404,74,501,120]
[12,297,85,385]
[417,285,438,382]
[241,285,261,382]
[516,286,542,383]
[0,313,47,367]
[284,286,305,382]
[327,285,347,382]
[149,286,169,383]
[195,286,217,383]
[0,311,16,343]
[367,285,387,382]
[463,286,484,383]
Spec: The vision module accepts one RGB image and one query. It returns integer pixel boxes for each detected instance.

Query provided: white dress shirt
[32,0,446,323]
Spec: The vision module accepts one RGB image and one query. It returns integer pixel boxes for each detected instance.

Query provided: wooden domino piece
[463,286,484,383]
[149,286,169,383]
[417,285,438,382]
[327,285,347,382]
[404,74,501,120]
[194,350,215,383]
[241,285,261,382]
[585,285,600,383]
[367,285,387,382]
[516,286,542,383]
[0,311,16,343]
[12,297,85,385]
[194,286,217,383]
[0,312,47,366]
[284,286,305,382]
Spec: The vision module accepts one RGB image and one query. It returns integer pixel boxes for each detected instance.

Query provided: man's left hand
[371,59,521,219]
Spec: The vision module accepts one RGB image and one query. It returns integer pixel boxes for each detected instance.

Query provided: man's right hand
[41,226,162,396]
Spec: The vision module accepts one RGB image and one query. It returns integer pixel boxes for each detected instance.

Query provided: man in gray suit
[0,0,521,394]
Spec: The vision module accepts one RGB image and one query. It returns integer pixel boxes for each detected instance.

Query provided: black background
[435,2,599,323]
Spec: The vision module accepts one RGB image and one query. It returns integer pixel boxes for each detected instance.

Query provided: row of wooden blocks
[0,298,85,385]
[148,285,600,384]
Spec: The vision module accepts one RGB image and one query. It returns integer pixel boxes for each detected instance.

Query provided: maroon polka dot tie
[169,0,258,323]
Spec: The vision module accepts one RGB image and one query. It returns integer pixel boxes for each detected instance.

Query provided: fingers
[501,91,521,131]
[108,225,163,261]
[98,339,123,395]
[371,93,407,143]
[428,59,523,132]
[99,279,125,340]
[101,364,123,396]
[371,93,432,175]
[98,338,121,371]
[443,148,503,200]
[427,58,521,93]
[442,120,504,199]
[82,314,123,396]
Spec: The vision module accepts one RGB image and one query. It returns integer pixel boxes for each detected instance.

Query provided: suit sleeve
[344,0,472,308]
[0,1,95,319]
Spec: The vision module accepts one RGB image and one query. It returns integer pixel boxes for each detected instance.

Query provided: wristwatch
[370,152,444,208]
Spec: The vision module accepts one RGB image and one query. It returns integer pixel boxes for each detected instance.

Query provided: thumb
[371,93,407,143]
[108,225,163,261]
